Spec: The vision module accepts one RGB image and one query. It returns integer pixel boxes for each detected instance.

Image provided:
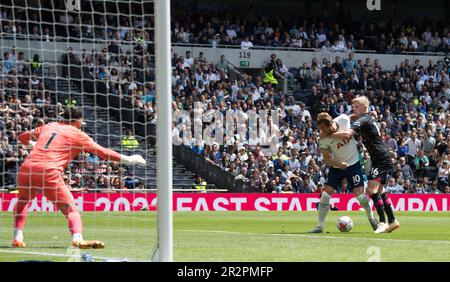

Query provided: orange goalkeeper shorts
[17,167,74,205]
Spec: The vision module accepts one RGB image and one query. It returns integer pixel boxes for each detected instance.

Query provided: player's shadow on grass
[0,245,67,249]
[31,246,68,249]
[273,231,370,235]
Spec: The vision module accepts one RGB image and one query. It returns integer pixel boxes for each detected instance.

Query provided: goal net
[0,0,168,262]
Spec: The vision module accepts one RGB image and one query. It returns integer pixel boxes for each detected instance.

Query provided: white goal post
[154,0,173,262]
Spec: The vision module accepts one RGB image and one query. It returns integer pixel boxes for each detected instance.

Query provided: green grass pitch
[0,211,449,262]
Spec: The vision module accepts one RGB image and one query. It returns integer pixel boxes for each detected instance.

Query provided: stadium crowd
[1,3,450,54]
[61,42,157,124]
[0,46,143,191]
[3,45,448,193]
[1,2,450,194]
[171,49,450,194]
[0,2,154,45]
[170,10,450,54]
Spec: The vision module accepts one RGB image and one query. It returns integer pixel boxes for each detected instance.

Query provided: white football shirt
[319,114,359,167]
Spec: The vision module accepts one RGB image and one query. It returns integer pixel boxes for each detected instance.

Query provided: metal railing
[172,42,379,53]
[2,33,446,56]
[0,33,153,46]
[173,43,449,56]
[223,58,245,81]
[2,29,449,56]
[224,58,245,75]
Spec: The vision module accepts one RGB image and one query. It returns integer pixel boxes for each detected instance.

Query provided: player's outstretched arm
[80,133,146,166]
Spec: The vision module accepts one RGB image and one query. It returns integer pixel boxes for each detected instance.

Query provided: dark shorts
[368,163,396,184]
[325,162,365,190]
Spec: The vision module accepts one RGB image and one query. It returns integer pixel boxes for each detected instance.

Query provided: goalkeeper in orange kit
[13,107,146,248]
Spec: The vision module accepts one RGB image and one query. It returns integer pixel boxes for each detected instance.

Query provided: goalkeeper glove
[28,140,37,149]
[120,154,147,166]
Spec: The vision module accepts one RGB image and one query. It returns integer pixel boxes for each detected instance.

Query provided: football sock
[317,191,332,228]
[13,228,24,242]
[58,204,83,236]
[72,233,83,242]
[14,197,30,231]
[380,193,396,224]
[371,193,386,223]
[356,194,375,220]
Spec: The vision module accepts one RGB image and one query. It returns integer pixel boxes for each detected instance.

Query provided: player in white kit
[309,113,378,233]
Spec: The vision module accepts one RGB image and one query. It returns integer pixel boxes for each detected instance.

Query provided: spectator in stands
[235,166,249,183]
[275,58,293,85]
[343,52,356,73]
[441,32,450,50]
[398,157,414,180]
[2,149,19,187]
[297,63,310,90]
[444,186,450,194]
[3,52,14,74]
[414,149,430,178]
[61,47,81,86]
[384,132,398,152]
[107,40,122,60]
[331,95,349,118]
[215,55,227,73]
[111,176,123,190]
[403,179,416,193]
[71,174,83,189]
[184,51,194,68]
[406,132,421,166]
[124,171,139,189]
[303,173,317,192]
[385,177,405,194]
[429,32,442,52]
[422,129,436,155]
[437,158,449,191]
[240,36,254,50]
[313,28,325,44]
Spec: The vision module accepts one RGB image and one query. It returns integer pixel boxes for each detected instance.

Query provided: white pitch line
[179,229,450,245]
[0,249,137,261]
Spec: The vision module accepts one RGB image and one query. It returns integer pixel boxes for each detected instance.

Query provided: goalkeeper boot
[386,220,400,233]
[72,240,105,249]
[12,240,26,248]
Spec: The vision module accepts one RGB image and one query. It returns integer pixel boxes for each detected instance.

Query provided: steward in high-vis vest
[30,54,42,74]
[263,63,278,86]
[193,176,207,193]
[122,130,140,149]
[65,97,77,108]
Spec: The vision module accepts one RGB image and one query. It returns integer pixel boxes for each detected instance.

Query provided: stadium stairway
[54,79,206,190]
